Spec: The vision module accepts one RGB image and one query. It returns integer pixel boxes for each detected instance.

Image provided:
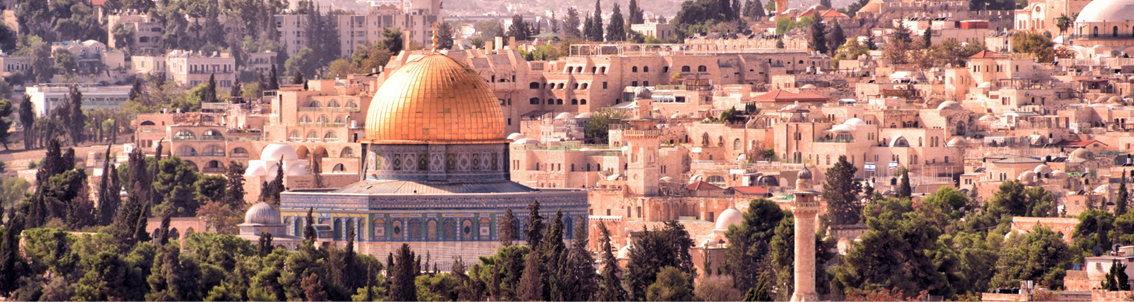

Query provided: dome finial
[431,22,438,53]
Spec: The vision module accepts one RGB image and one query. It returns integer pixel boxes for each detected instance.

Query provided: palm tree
[1056,14,1072,36]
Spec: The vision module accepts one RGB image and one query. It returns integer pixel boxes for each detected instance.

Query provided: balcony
[298,107,360,112]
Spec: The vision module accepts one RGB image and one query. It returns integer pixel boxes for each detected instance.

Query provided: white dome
[244,164,269,177]
[660,176,674,183]
[937,101,962,111]
[979,115,998,122]
[829,124,856,132]
[800,84,817,89]
[1070,148,1094,160]
[1034,164,1053,174]
[947,137,967,148]
[286,163,310,176]
[260,143,299,161]
[844,118,868,127]
[575,112,593,119]
[1075,0,1134,23]
[244,202,282,225]
[1051,170,1066,179]
[617,245,631,259]
[1095,184,1110,194]
[507,133,526,140]
[714,207,744,231]
[555,112,572,120]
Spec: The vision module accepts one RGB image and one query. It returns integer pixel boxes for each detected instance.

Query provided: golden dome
[364,54,506,144]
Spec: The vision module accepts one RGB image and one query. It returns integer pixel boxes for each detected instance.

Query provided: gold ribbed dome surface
[364,54,506,144]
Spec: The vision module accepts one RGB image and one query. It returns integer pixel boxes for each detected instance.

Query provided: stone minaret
[626,88,660,196]
[775,0,789,15]
[791,167,820,302]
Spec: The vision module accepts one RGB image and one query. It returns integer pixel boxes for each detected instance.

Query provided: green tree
[807,13,827,54]
[500,208,517,246]
[152,156,200,217]
[565,8,583,39]
[391,244,419,301]
[824,155,863,224]
[826,20,846,57]
[560,219,597,301]
[1011,31,1056,62]
[646,266,695,301]
[593,223,627,301]
[435,22,455,50]
[112,23,135,52]
[628,0,644,24]
[1055,14,1072,35]
[990,225,1073,289]
[591,0,604,41]
[517,246,543,300]
[584,108,628,144]
[835,197,950,299]
[525,200,544,248]
[508,15,531,41]
[285,48,318,82]
[897,167,911,199]
[30,41,54,83]
[626,221,695,300]
[18,96,34,150]
[0,99,13,150]
[1119,170,1129,216]
[723,198,784,291]
[606,4,626,42]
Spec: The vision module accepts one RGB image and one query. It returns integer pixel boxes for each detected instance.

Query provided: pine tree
[823,156,863,225]
[500,208,517,246]
[565,8,583,38]
[593,223,627,301]
[291,70,306,85]
[865,31,877,50]
[224,161,246,208]
[525,200,544,248]
[807,13,828,55]
[921,27,932,49]
[1120,170,1130,216]
[302,273,327,301]
[606,4,626,42]
[392,244,418,301]
[0,210,26,295]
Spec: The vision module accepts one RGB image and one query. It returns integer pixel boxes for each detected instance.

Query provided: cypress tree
[304,207,317,243]
[822,155,863,225]
[258,231,274,257]
[541,210,566,300]
[1118,170,1128,216]
[898,168,912,199]
[291,70,305,85]
[593,223,626,301]
[500,208,517,246]
[562,218,598,301]
[525,200,544,248]
[97,143,121,225]
[0,210,26,295]
[807,12,827,55]
[518,248,543,301]
[921,27,932,49]
[391,244,418,301]
[826,20,846,56]
[628,0,643,24]
[606,4,626,42]
[205,73,217,103]
[592,0,604,41]
[225,161,246,207]
[18,95,34,151]
[231,77,242,98]
[268,64,280,89]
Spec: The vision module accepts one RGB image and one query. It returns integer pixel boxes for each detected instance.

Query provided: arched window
[681,66,691,72]
[334,116,346,126]
[299,115,312,125]
[174,130,195,140]
[140,120,155,125]
[557,99,563,105]
[175,145,197,157]
[530,82,540,89]
[139,37,149,43]
[341,147,354,158]
[1115,26,1120,37]
[571,99,578,105]
[332,163,345,172]
[324,131,338,141]
[530,97,540,105]
[316,115,330,125]
[202,145,225,157]
[632,66,638,72]
[345,101,358,108]
[580,99,587,105]
[231,147,249,158]
[202,129,224,140]
[733,139,742,150]
[327,100,340,108]
[306,130,319,141]
[697,65,707,72]
[309,100,322,108]
[643,66,649,72]
[1094,26,1099,37]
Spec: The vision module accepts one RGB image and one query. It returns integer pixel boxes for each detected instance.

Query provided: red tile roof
[733,186,770,195]
[686,181,724,191]
[753,89,830,103]
[970,50,1008,59]
[820,10,848,18]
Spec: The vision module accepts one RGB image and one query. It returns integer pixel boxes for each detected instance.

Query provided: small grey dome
[634,87,652,99]
[245,202,282,225]
[798,167,813,179]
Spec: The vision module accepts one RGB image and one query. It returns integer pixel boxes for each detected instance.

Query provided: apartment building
[166,50,237,88]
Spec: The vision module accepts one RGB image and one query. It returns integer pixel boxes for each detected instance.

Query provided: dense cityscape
[0,0,1133,301]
